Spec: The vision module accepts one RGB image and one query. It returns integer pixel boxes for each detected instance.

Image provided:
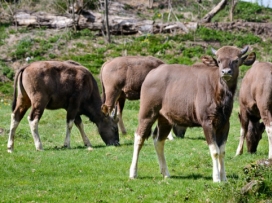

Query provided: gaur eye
[217,60,221,64]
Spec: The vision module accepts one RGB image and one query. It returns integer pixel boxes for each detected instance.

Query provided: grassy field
[0,97,271,203]
[1,1,272,202]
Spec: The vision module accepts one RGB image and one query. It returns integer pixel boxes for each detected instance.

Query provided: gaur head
[98,104,120,146]
[203,46,256,82]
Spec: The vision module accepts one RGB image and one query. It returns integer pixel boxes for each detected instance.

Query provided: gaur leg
[117,97,127,135]
[266,125,272,159]
[236,111,248,156]
[217,122,229,182]
[129,105,159,179]
[173,125,187,138]
[257,104,272,159]
[104,87,122,114]
[262,113,272,159]
[153,116,172,178]
[74,115,92,149]
[28,102,46,151]
[203,121,228,182]
[63,99,80,148]
[129,132,146,179]
[154,126,174,140]
[167,131,174,140]
[7,98,30,153]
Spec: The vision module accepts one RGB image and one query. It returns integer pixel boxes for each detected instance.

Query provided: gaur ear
[201,55,218,67]
[101,104,109,116]
[241,52,256,66]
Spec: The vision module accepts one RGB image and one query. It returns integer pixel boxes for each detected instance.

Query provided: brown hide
[100,56,164,134]
[237,61,272,156]
[8,60,119,152]
[138,63,232,144]
[130,46,256,182]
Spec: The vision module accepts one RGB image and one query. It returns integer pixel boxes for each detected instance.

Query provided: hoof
[62,145,70,149]
[7,149,13,153]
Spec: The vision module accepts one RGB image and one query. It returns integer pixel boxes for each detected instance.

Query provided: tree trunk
[201,0,228,23]
[229,0,238,22]
[148,0,154,9]
[105,0,111,43]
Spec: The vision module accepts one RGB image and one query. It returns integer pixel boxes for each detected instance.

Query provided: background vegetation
[0,0,272,202]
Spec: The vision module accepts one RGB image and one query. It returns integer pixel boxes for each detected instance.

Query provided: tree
[201,0,228,23]
[104,0,111,43]
[229,0,238,22]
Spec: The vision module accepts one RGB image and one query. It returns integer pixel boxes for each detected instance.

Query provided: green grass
[0,98,271,202]
[1,2,272,202]
[3,24,269,75]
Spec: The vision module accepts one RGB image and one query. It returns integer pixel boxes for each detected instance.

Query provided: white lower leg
[7,113,19,153]
[154,138,170,178]
[117,113,127,135]
[265,126,272,159]
[64,120,74,148]
[236,128,245,156]
[129,133,144,179]
[167,131,174,141]
[76,122,92,148]
[219,143,227,181]
[28,116,43,151]
[209,143,220,182]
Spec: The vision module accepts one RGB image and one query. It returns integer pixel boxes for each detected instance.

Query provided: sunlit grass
[0,99,271,202]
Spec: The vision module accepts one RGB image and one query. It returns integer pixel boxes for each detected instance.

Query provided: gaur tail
[11,65,28,111]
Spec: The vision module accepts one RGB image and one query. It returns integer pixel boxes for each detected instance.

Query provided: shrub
[11,38,33,59]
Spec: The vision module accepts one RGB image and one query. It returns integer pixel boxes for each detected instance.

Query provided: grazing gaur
[100,56,164,135]
[100,56,185,139]
[7,60,119,152]
[235,61,272,159]
[129,46,256,182]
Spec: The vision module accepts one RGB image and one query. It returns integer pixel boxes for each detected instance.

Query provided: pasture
[0,97,271,202]
[1,1,272,201]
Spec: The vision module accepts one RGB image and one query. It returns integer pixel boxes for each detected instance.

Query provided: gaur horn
[240,46,249,56]
[211,47,217,55]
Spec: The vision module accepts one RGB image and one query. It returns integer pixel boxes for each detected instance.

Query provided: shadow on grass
[136,173,212,181]
[137,173,239,181]
[45,143,132,151]
[46,144,108,151]
[184,136,206,141]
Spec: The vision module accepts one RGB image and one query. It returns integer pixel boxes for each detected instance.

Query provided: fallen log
[13,10,197,34]
[13,10,272,38]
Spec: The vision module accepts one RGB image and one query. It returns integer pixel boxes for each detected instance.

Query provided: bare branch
[201,0,228,23]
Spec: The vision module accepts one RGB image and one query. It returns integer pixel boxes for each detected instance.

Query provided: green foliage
[237,162,272,202]
[196,27,262,47]
[71,29,95,40]
[0,61,14,80]
[0,23,9,46]
[235,2,272,22]
[53,0,68,14]
[0,82,13,94]
[11,38,33,59]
